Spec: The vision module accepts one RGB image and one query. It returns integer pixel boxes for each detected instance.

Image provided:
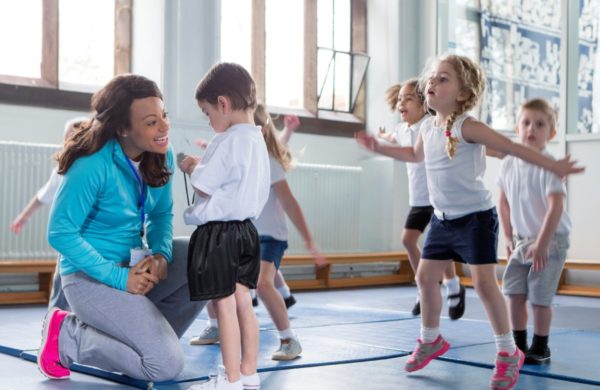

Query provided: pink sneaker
[405,335,450,372]
[490,348,525,390]
[38,307,70,379]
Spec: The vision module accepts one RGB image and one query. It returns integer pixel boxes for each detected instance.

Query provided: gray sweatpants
[58,243,205,382]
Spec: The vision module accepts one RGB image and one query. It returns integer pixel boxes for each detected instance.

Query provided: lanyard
[125,158,147,237]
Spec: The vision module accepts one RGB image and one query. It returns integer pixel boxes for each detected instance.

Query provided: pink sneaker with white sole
[405,335,450,372]
[38,307,70,379]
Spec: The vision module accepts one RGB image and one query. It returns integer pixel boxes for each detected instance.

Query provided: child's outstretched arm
[355,130,424,162]
[527,193,564,272]
[279,115,300,145]
[498,189,513,259]
[273,179,327,269]
[11,196,44,234]
[462,119,585,178]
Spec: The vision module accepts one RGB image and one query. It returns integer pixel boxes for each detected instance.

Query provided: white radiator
[286,163,362,253]
[1,141,60,260]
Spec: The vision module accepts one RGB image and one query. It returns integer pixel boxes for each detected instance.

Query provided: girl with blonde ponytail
[356,54,584,390]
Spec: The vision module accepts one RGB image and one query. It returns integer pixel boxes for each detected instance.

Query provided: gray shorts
[502,234,569,306]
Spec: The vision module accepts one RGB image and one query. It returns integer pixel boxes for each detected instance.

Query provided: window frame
[0,0,132,111]
[250,0,367,137]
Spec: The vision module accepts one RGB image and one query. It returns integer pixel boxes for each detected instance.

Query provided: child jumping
[356,54,583,390]
[179,62,270,390]
[497,98,571,365]
[253,103,327,360]
[376,79,465,319]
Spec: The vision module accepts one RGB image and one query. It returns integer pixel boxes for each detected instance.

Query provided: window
[0,0,132,110]
[220,0,368,136]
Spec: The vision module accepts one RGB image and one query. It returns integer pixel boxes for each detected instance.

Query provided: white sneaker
[271,337,302,361]
[241,372,260,390]
[190,326,219,345]
[188,372,242,389]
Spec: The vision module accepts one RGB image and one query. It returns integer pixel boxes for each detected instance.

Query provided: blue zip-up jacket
[48,139,174,291]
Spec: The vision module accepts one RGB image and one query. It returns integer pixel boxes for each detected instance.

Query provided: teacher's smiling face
[119,97,170,160]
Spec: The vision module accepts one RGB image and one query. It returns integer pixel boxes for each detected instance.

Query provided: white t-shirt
[253,157,288,241]
[421,114,493,218]
[36,168,63,205]
[183,124,270,226]
[497,152,571,238]
[395,115,431,207]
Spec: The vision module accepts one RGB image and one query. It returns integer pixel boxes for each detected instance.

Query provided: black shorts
[187,219,260,301]
[404,206,434,232]
[421,208,499,265]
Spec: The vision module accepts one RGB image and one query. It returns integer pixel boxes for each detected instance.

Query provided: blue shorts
[421,208,499,265]
[259,235,288,269]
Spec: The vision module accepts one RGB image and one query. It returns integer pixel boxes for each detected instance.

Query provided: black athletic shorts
[187,219,260,301]
[404,206,434,232]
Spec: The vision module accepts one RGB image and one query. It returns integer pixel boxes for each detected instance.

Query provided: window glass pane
[479,0,561,131]
[220,0,251,72]
[59,0,115,91]
[333,0,350,52]
[0,0,42,79]
[333,52,350,111]
[317,0,333,48]
[317,48,334,109]
[577,1,600,134]
[265,0,303,108]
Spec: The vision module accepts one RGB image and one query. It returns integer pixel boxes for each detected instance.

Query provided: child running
[253,103,327,360]
[356,54,584,390]
[179,62,270,390]
[376,79,465,319]
[497,98,571,365]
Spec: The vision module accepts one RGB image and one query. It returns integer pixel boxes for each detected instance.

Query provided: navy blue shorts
[259,235,288,269]
[421,208,499,265]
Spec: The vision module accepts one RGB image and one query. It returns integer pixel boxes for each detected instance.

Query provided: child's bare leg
[214,294,241,382]
[234,283,258,376]
[469,264,510,335]
[402,229,422,274]
[257,261,289,331]
[508,294,528,330]
[442,261,457,280]
[531,304,551,336]
[416,259,448,328]
[206,299,217,320]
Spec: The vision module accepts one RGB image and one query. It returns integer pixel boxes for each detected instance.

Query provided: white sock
[278,327,296,340]
[250,289,257,299]
[241,372,260,388]
[277,284,291,298]
[494,332,517,354]
[444,276,461,307]
[420,326,440,343]
[208,318,218,328]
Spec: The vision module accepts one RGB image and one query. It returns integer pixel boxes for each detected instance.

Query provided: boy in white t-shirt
[179,63,270,390]
[498,99,571,366]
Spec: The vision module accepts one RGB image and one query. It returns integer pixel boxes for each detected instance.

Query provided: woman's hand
[147,253,168,280]
[552,155,585,178]
[127,257,160,295]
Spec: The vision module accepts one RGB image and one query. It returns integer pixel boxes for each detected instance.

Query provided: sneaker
[448,284,465,320]
[38,307,70,379]
[190,326,219,345]
[189,366,242,390]
[284,294,296,309]
[271,337,302,361]
[405,335,450,372]
[252,297,259,307]
[490,348,525,390]
[241,372,260,390]
[524,347,550,365]
[411,301,421,316]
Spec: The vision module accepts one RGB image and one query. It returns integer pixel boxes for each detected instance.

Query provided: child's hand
[505,243,513,260]
[355,131,378,152]
[307,243,328,269]
[283,115,301,132]
[178,154,201,175]
[10,216,27,235]
[195,138,209,149]
[552,155,585,178]
[526,242,548,272]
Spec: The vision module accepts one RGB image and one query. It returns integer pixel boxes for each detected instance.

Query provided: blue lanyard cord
[125,158,147,237]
